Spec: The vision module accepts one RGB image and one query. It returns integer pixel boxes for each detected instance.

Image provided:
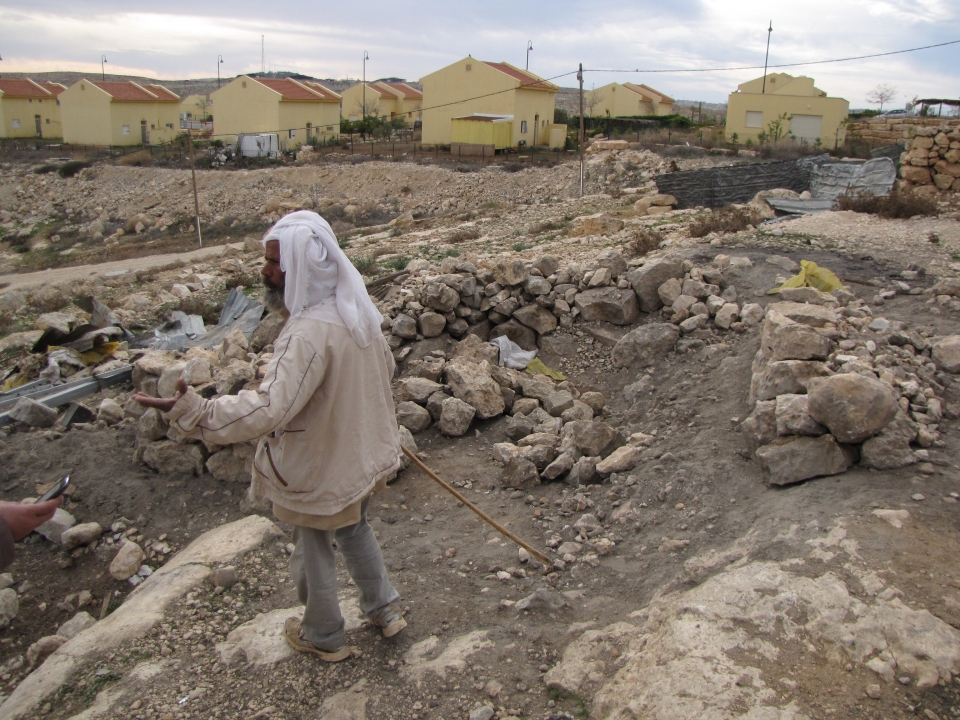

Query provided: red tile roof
[254,77,331,101]
[381,82,422,100]
[88,81,160,102]
[0,79,53,99]
[301,81,342,101]
[144,84,180,102]
[482,62,556,91]
[41,82,67,98]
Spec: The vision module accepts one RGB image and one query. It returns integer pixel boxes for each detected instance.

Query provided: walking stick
[400,446,553,566]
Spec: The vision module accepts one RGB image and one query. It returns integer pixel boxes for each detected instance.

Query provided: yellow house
[341,81,422,124]
[210,76,341,149]
[180,94,212,122]
[589,82,674,117]
[0,79,67,139]
[420,57,563,148]
[59,80,180,146]
[725,73,849,146]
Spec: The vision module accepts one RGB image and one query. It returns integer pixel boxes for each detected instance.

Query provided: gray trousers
[289,498,399,651]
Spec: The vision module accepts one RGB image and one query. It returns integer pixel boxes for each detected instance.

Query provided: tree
[866,84,898,112]
[585,88,606,117]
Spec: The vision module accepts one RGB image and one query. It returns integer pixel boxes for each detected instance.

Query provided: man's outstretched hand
[131,377,188,413]
[0,497,62,540]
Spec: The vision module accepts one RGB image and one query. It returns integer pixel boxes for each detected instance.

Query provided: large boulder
[751,360,831,402]
[932,336,960,373]
[493,259,527,287]
[502,457,540,488]
[418,312,447,338]
[451,333,500,365]
[574,287,640,325]
[439,397,476,436]
[395,377,443,404]
[9,398,57,428]
[612,323,679,368]
[860,411,920,470]
[807,374,899,444]
[109,541,145,581]
[596,445,643,476]
[397,401,432,433]
[391,313,418,339]
[561,421,625,458]
[423,283,461,313]
[513,304,558,335]
[764,321,833,361]
[756,435,856,485]
[60,522,103,551]
[490,319,537,351]
[568,213,624,238]
[775,394,826,437]
[250,312,287,352]
[206,443,256,482]
[443,360,506,419]
[766,301,838,328]
[740,400,776,455]
[142,440,206,476]
[627,259,685,312]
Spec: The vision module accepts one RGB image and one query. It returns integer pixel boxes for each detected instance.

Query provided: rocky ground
[1,146,960,720]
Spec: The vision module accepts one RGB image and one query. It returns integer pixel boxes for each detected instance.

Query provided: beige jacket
[167,316,401,517]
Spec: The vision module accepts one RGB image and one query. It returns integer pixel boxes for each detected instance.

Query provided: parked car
[877,109,916,118]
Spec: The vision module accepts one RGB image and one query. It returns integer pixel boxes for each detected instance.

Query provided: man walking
[134,211,405,661]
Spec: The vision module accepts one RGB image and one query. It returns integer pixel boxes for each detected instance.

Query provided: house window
[521,120,528,133]
[327,126,333,131]
[12,119,20,129]
[289,129,296,139]
[465,64,472,71]
[745,111,763,128]
[166,123,173,129]
[151,124,155,130]
[122,125,130,135]
[242,81,247,88]
[80,84,85,91]
[46,118,50,124]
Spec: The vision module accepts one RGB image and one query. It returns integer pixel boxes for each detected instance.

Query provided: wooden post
[578,63,585,197]
[187,128,202,248]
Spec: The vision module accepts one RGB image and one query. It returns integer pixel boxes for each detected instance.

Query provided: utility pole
[578,63,584,198]
[526,41,533,71]
[217,55,223,88]
[362,51,369,118]
[761,22,772,94]
[101,55,107,82]
[187,128,202,248]
[261,36,265,74]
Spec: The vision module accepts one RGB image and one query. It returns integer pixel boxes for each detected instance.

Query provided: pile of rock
[740,289,957,485]
[127,320,283,480]
[899,123,960,195]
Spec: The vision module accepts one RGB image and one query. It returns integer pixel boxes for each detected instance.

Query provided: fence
[302,139,577,166]
[0,137,189,161]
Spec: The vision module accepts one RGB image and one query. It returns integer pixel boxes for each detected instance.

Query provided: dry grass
[449,227,481,243]
[689,206,763,238]
[625,227,664,257]
[837,189,938,219]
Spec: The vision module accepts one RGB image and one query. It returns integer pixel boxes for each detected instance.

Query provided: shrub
[837,189,937,219]
[688,206,763,238]
[626,227,663,257]
[58,161,91,178]
[502,162,525,173]
[383,255,410,271]
[33,164,59,174]
[450,227,481,243]
[350,254,378,275]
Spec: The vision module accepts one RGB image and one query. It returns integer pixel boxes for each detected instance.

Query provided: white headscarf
[262,211,382,348]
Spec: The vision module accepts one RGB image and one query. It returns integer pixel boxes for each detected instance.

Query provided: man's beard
[262,278,286,314]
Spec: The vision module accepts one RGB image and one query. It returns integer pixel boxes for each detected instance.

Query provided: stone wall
[847,117,960,147]
[898,123,960,195]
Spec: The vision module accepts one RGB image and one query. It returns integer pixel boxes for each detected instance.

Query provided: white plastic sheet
[487,336,537,370]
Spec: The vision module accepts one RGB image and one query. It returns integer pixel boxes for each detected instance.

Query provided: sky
[1,1,958,108]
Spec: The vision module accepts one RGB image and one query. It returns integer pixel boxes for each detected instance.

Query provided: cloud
[0,1,957,105]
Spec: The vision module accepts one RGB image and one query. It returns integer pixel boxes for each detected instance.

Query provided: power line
[584,38,960,74]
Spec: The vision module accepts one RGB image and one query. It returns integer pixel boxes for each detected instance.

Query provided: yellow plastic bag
[79,342,120,366]
[768,260,844,295]
[525,358,566,381]
[1,374,29,392]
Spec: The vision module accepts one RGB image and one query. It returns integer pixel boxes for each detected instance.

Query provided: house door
[534,114,539,145]
[789,114,823,143]
[35,115,42,138]
[306,123,312,141]
[141,120,148,144]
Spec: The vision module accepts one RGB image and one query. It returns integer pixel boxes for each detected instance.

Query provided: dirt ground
[3,227,960,719]
[0,145,960,720]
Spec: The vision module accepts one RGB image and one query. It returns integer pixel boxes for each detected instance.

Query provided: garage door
[790,114,823,143]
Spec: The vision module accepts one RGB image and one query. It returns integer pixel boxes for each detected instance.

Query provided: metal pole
[101,55,107,82]
[762,22,772,94]
[218,55,223,88]
[362,51,369,119]
[187,128,202,248]
[578,63,584,197]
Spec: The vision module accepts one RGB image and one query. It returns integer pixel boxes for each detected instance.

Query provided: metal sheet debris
[808,158,897,201]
